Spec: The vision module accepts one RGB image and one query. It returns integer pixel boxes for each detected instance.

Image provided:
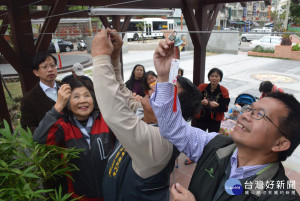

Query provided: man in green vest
[150,38,300,200]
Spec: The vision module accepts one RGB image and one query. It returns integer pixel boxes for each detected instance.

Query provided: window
[127,21,143,31]
[261,37,270,43]
[271,38,281,44]
[153,21,168,30]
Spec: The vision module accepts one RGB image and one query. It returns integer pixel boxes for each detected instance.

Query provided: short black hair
[177,76,203,121]
[65,78,99,114]
[259,81,273,93]
[266,92,300,161]
[32,52,57,71]
[208,68,223,82]
[178,68,184,76]
[143,71,157,91]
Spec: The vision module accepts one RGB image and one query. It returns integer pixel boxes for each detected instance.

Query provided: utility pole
[284,0,291,30]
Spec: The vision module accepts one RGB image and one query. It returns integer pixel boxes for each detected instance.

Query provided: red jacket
[34,108,115,201]
[196,83,230,122]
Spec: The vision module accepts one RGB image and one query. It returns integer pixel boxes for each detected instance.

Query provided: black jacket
[20,81,61,133]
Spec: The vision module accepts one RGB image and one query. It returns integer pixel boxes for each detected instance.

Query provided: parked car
[241,28,272,42]
[250,36,282,50]
[48,39,74,53]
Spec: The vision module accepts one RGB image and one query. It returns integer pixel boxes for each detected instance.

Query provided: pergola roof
[0,0,269,129]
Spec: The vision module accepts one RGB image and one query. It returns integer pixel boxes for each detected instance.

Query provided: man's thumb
[175,183,185,193]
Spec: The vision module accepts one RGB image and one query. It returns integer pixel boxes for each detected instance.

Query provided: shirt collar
[230,148,270,179]
[39,81,57,92]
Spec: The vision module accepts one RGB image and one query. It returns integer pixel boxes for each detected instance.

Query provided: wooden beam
[0,14,8,35]
[0,0,201,9]
[112,16,121,31]
[264,0,271,6]
[205,4,223,43]
[121,16,132,35]
[0,10,90,20]
[182,0,201,48]
[0,37,21,70]
[99,16,110,28]
[8,0,37,93]
[35,0,68,53]
[193,4,221,86]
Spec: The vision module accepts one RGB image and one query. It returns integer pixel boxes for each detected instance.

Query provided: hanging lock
[168,31,184,47]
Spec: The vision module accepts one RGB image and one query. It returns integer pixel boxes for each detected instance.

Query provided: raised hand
[153,39,175,83]
[54,84,71,113]
[107,28,123,59]
[170,183,196,201]
[91,29,114,57]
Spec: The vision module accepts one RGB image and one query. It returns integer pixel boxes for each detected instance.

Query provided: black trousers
[192,118,221,133]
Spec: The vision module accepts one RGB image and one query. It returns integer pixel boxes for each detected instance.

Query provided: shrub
[252,46,274,53]
[281,32,292,46]
[0,120,81,201]
[292,43,300,51]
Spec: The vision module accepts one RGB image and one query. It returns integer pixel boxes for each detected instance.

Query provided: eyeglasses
[242,105,288,139]
[39,64,57,70]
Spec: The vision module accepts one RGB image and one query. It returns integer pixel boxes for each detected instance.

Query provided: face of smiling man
[231,97,290,158]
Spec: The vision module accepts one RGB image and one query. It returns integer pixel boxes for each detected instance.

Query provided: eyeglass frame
[39,64,57,70]
[242,104,288,139]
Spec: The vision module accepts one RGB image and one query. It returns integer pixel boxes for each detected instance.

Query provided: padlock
[168,31,184,47]
[168,31,177,41]
[174,37,184,47]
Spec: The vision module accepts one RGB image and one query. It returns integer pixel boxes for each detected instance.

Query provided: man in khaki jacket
[91,29,202,201]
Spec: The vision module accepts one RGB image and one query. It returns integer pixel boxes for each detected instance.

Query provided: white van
[241,28,272,42]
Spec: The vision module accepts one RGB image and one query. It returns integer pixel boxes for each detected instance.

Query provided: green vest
[189,135,300,201]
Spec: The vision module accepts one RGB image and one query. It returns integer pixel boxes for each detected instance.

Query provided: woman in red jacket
[185,68,230,165]
[194,68,230,132]
[34,79,115,201]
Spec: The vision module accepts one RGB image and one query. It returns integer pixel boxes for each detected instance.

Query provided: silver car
[241,29,272,42]
[249,36,282,50]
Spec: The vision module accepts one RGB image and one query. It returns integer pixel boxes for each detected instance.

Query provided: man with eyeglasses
[150,38,300,200]
[21,52,60,133]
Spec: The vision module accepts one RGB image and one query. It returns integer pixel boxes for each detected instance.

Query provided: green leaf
[23,173,40,179]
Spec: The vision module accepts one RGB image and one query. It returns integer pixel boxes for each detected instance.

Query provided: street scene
[1,0,300,200]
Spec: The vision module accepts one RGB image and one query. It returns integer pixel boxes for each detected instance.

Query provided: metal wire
[0,0,45,18]
[0,0,145,28]
[19,0,45,9]
[13,30,300,36]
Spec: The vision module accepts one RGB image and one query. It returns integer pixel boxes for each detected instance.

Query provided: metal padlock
[168,31,177,41]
